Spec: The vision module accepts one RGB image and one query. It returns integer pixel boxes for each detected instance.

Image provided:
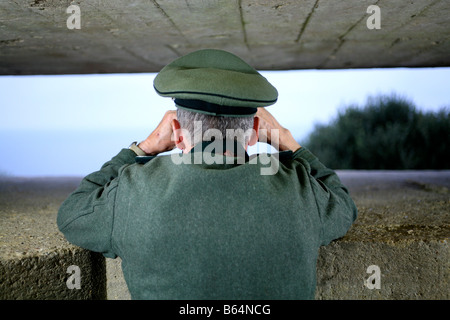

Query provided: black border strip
[154,86,277,104]
[175,99,257,116]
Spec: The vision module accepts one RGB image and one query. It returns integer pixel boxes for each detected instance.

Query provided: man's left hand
[138,110,177,156]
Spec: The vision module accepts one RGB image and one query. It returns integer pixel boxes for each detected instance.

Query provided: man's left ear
[172,119,186,150]
[248,116,259,146]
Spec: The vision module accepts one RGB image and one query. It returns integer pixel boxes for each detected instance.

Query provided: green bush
[304,94,450,169]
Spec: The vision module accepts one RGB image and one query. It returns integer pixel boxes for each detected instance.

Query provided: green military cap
[153,49,278,117]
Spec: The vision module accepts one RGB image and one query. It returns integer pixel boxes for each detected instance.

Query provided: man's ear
[172,119,186,150]
[248,116,260,146]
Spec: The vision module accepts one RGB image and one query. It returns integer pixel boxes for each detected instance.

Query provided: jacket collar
[135,139,249,165]
[189,139,250,163]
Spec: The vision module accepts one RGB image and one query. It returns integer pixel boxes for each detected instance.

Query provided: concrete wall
[0,177,107,299]
[316,226,448,299]
[1,246,106,300]
[1,172,448,300]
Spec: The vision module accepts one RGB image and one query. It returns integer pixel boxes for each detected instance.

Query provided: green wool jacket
[57,142,357,300]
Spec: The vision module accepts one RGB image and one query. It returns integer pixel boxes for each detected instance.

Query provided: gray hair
[176,108,255,146]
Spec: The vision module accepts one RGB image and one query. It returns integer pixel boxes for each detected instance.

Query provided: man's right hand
[255,108,301,152]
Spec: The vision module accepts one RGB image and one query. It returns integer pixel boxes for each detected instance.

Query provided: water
[0,128,148,177]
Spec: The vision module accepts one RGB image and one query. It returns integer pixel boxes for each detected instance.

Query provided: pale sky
[0,67,449,176]
[1,67,449,136]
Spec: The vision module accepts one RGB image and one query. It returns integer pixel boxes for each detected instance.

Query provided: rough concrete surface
[1,0,449,75]
[0,171,448,299]
[0,177,106,299]
[315,171,449,300]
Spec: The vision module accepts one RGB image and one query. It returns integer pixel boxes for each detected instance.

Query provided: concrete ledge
[316,225,448,299]
[0,177,106,299]
[0,246,106,300]
[1,172,448,300]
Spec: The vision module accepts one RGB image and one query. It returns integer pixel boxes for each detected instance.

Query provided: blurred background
[1,66,449,176]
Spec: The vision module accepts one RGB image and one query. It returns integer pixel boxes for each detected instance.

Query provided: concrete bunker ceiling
[0,0,449,75]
